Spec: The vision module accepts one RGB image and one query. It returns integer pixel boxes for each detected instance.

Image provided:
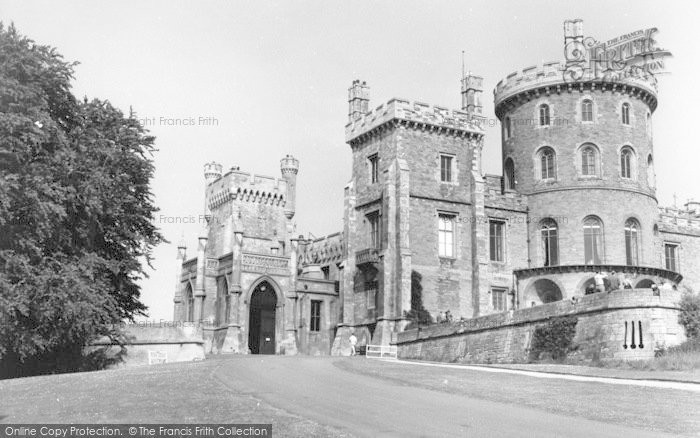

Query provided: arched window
[504,158,516,190]
[620,148,633,179]
[621,103,631,125]
[540,147,556,180]
[540,219,559,266]
[583,216,604,264]
[581,145,597,176]
[647,154,655,187]
[625,218,640,266]
[504,116,511,139]
[581,99,593,122]
[646,112,652,137]
[185,283,194,322]
[539,104,550,126]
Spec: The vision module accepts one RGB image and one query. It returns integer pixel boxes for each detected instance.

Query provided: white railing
[365,344,397,360]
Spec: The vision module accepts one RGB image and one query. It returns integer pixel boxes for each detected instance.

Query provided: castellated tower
[493,20,679,306]
[174,156,303,356]
[339,78,485,348]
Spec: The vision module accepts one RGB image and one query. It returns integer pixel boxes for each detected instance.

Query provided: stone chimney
[461,73,483,116]
[348,80,370,122]
[564,19,584,40]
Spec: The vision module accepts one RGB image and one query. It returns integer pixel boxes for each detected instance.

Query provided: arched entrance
[248,281,277,354]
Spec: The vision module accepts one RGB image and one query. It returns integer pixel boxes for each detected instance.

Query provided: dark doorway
[248,281,277,354]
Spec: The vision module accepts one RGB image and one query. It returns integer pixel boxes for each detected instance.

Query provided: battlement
[280,154,299,175]
[461,75,484,91]
[204,161,223,185]
[206,168,288,210]
[493,61,658,112]
[298,232,345,266]
[658,205,700,235]
[345,98,483,143]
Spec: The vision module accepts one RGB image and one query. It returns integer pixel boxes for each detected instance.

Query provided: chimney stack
[461,74,483,116]
[348,80,370,122]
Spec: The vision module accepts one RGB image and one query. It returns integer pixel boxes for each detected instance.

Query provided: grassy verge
[334,358,700,437]
[594,339,700,372]
[0,359,349,438]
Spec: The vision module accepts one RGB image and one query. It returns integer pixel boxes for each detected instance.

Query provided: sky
[2,0,699,321]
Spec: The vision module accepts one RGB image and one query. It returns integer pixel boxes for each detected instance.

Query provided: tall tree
[0,23,164,378]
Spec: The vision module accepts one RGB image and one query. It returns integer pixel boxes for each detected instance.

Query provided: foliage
[678,291,700,340]
[0,23,164,378]
[404,270,433,329]
[529,316,578,362]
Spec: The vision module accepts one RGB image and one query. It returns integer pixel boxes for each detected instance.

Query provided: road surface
[213,356,693,437]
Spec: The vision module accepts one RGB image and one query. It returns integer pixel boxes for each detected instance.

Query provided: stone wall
[91,325,206,367]
[658,208,700,292]
[395,289,685,363]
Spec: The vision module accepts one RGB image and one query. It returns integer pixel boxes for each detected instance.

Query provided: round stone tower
[494,61,659,269]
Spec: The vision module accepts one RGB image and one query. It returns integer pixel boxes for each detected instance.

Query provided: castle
[173,21,699,359]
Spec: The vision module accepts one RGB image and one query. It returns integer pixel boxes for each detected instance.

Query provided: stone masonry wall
[659,227,700,293]
[395,289,685,363]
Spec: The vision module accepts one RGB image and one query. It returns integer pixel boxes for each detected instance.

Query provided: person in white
[594,271,607,293]
[660,281,673,292]
[349,333,357,356]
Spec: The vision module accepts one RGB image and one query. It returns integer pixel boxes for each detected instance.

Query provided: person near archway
[349,332,357,356]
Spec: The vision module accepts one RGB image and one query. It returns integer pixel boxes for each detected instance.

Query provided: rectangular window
[310,300,322,332]
[438,214,455,258]
[369,154,379,184]
[664,243,679,272]
[489,220,505,262]
[492,287,507,311]
[366,282,377,310]
[367,212,381,250]
[440,154,453,182]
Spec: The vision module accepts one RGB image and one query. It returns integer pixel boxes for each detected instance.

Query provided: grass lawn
[0,359,350,438]
[335,358,700,437]
[489,362,700,383]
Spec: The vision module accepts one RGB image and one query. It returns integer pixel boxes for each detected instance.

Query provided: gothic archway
[248,281,277,354]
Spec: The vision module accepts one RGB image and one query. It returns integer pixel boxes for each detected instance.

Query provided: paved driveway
[214,356,685,437]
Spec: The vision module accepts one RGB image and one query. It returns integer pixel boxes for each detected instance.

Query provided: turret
[176,234,187,261]
[204,162,223,186]
[280,154,299,219]
[203,162,222,221]
[348,80,370,122]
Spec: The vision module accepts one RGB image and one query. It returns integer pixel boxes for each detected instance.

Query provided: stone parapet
[658,207,700,236]
[395,289,685,363]
[298,232,345,266]
[493,61,658,118]
[206,169,289,211]
[345,98,483,144]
